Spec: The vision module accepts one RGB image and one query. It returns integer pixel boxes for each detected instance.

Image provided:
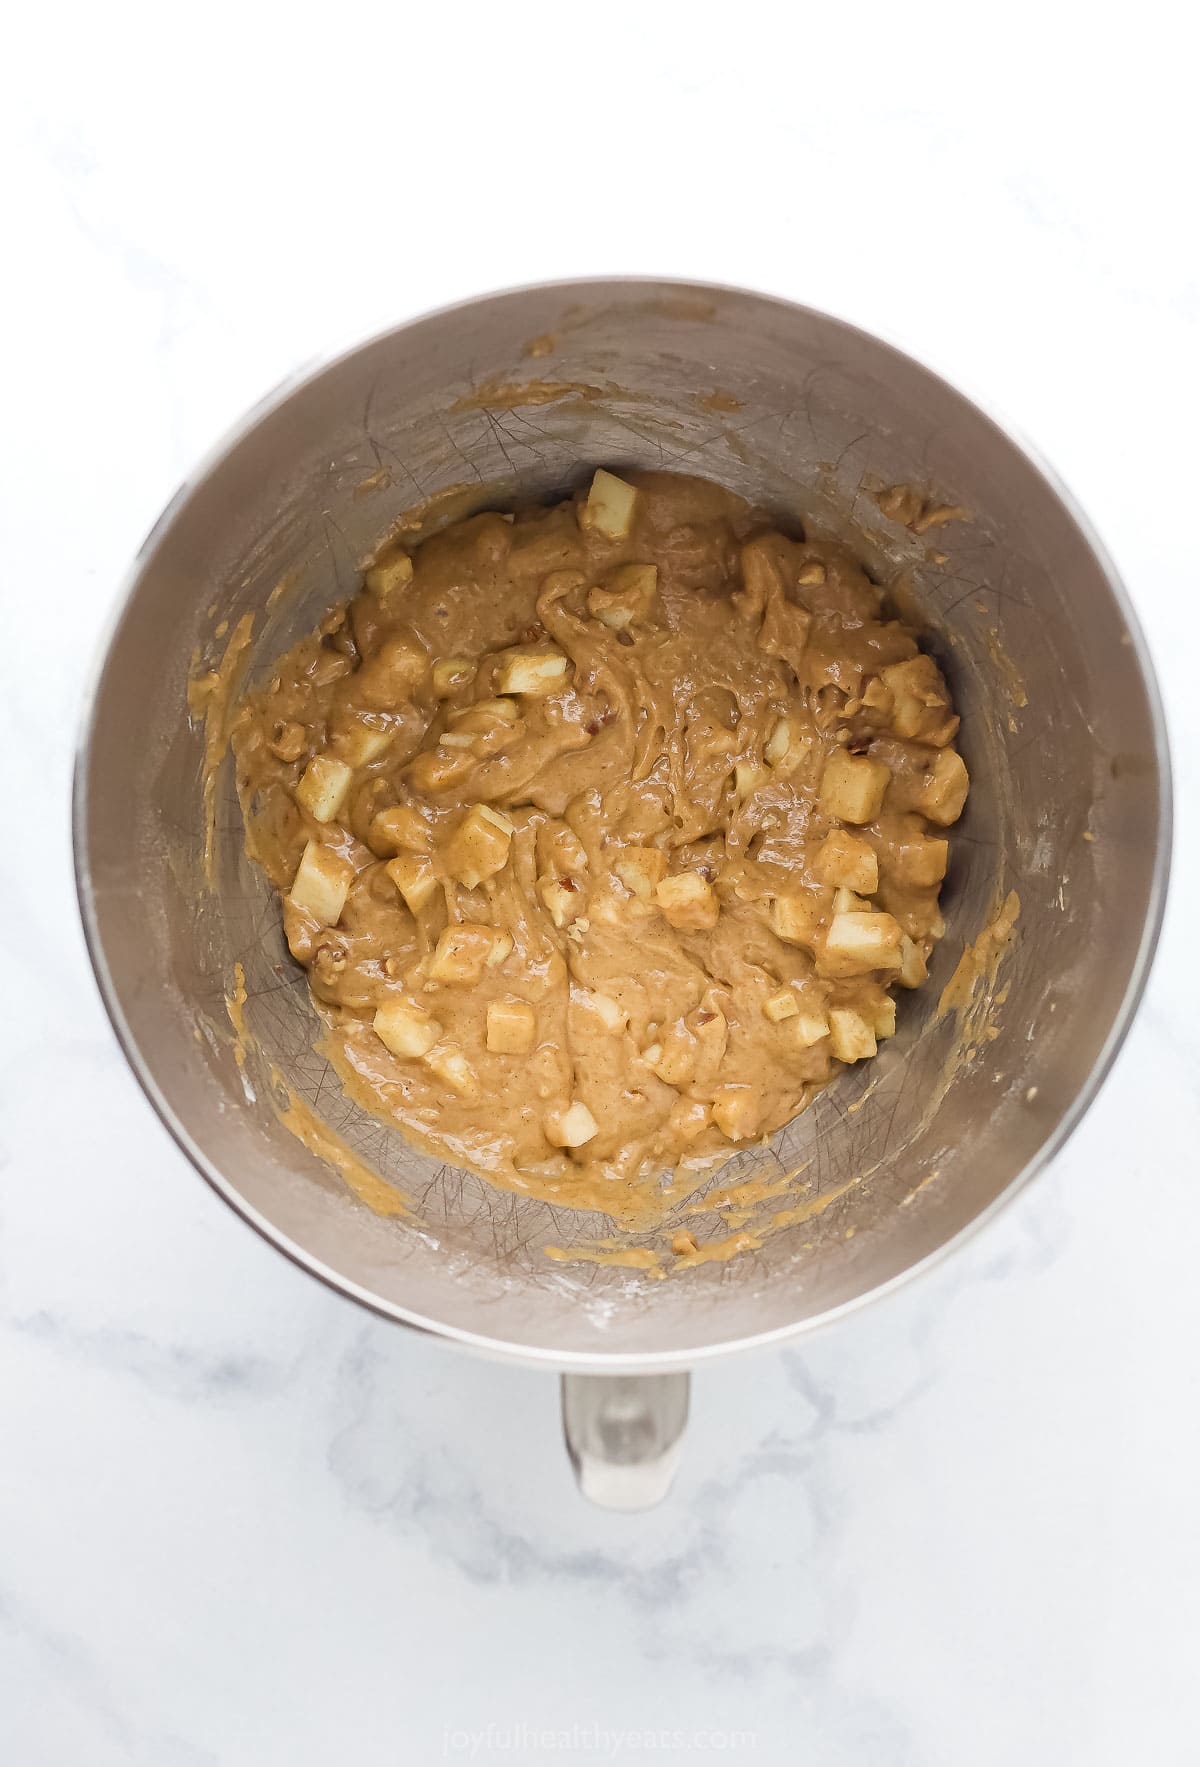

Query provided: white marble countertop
[3,6,1197,1762]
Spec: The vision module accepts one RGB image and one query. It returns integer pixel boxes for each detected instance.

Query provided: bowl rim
[72,274,1174,1373]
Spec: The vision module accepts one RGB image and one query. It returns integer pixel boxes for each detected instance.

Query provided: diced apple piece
[433,656,474,698]
[833,886,869,915]
[295,754,353,823]
[424,1044,479,1098]
[888,836,949,887]
[881,656,952,741]
[334,722,393,768]
[766,714,811,777]
[364,551,413,597]
[386,853,439,914]
[545,1101,599,1147]
[288,840,354,924]
[917,749,969,825]
[734,760,770,801]
[539,875,584,929]
[763,989,799,1023]
[586,595,632,632]
[310,648,353,689]
[668,1098,711,1141]
[824,911,904,974]
[794,1010,830,1049]
[614,846,667,899]
[407,746,476,793]
[537,820,588,878]
[357,630,430,709]
[771,893,819,949]
[496,649,570,695]
[829,1008,877,1063]
[898,934,928,989]
[587,562,658,630]
[373,1000,441,1059]
[874,995,898,1038]
[819,750,890,824]
[443,804,514,890]
[711,1085,760,1141]
[579,468,638,540]
[816,829,878,894]
[655,872,718,931]
[428,923,497,984]
[443,701,523,761]
[486,998,537,1055]
[370,804,432,856]
[583,990,627,1032]
[449,696,521,727]
[764,716,792,767]
[487,930,514,967]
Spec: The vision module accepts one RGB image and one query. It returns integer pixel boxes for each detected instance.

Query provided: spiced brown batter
[230,472,967,1226]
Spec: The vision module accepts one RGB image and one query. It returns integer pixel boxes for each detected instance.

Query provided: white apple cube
[824,911,904,974]
[711,1086,760,1141]
[369,804,432,856]
[734,761,770,801]
[770,893,818,949]
[288,840,354,925]
[587,562,658,630]
[364,551,414,597]
[539,875,584,929]
[819,750,890,824]
[614,846,667,899]
[335,722,393,768]
[763,989,799,1023]
[829,1008,877,1062]
[373,1000,441,1059]
[668,1098,711,1141]
[407,746,478,794]
[765,715,793,767]
[583,990,628,1032]
[486,998,537,1055]
[794,1010,830,1049]
[428,923,498,984]
[385,853,439,914]
[545,1100,599,1147]
[423,1043,480,1098]
[898,935,928,989]
[449,696,521,727]
[295,754,353,823]
[888,836,949,887]
[655,872,718,930]
[917,749,969,825]
[816,828,878,894]
[486,930,514,967]
[443,804,513,889]
[496,649,570,695]
[579,469,638,540]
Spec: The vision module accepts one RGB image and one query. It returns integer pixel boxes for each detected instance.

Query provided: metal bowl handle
[560,1372,690,1509]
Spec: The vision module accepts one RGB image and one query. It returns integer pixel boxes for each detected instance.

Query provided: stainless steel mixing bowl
[74,280,1170,1506]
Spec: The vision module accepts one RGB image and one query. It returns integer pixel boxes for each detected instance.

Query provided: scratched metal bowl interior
[79,282,1166,1360]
